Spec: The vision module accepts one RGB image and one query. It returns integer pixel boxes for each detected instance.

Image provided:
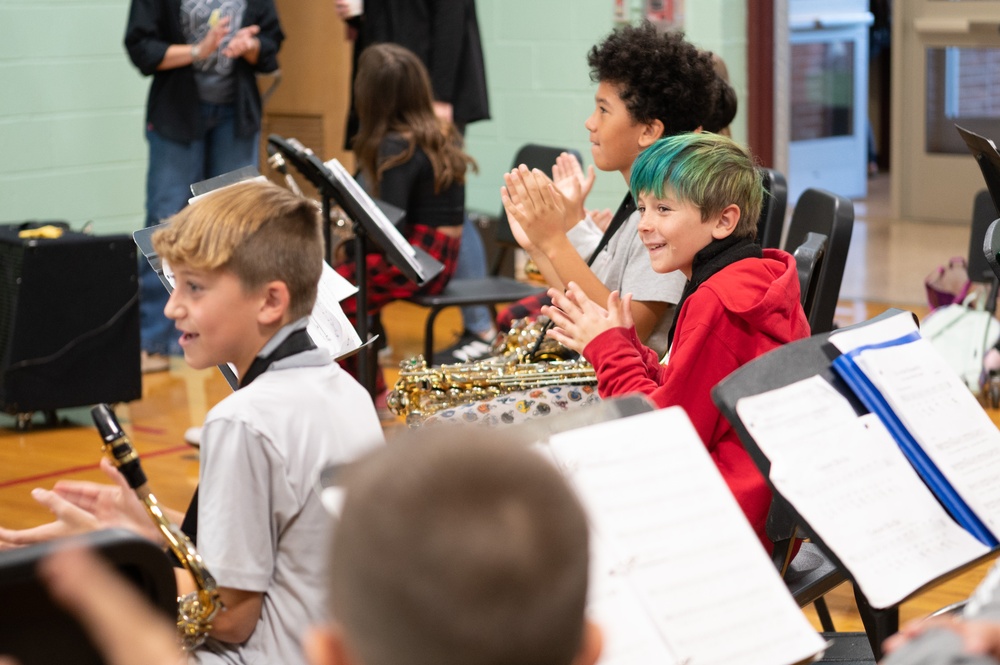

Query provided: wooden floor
[1,172,998,637]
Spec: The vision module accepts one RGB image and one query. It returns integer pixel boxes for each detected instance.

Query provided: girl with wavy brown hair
[336,42,476,406]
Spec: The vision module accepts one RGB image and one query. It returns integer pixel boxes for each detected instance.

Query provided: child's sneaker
[141,351,170,373]
[184,426,202,448]
[432,330,495,365]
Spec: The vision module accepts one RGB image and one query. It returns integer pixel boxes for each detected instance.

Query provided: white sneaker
[140,351,170,374]
[432,330,497,365]
[184,426,202,448]
[452,340,493,363]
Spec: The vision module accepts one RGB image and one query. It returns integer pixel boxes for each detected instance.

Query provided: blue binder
[831,333,998,548]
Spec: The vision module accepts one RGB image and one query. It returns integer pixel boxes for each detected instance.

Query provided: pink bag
[925,257,971,310]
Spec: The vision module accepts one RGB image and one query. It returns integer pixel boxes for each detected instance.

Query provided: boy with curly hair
[423,24,721,426]
[503,22,719,356]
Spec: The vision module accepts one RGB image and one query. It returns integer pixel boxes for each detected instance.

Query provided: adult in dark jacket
[125,0,283,368]
[338,0,489,139]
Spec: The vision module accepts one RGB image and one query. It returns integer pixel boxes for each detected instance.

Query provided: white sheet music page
[829,312,1000,541]
[529,442,676,664]
[737,376,989,609]
[307,263,362,360]
[323,157,420,264]
[548,407,825,665]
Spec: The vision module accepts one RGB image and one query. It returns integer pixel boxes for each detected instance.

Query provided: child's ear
[572,620,604,665]
[637,118,665,148]
[304,624,356,665]
[711,203,742,240]
[258,280,291,326]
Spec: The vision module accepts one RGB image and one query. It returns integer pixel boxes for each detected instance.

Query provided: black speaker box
[0,225,141,415]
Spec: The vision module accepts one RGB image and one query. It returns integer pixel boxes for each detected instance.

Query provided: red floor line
[0,445,192,489]
[130,425,168,435]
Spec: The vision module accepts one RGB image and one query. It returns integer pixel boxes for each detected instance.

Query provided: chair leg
[813,597,836,632]
[854,586,898,660]
[424,307,443,361]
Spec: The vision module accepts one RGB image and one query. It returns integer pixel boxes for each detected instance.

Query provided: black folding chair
[782,188,855,334]
[969,189,1000,313]
[758,167,789,249]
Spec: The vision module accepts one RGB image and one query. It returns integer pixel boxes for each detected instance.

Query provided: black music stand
[712,310,1000,659]
[957,125,1000,215]
[315,394,657,513]
[189,165,262,198]
[0,528,177,665]
[267,135,444,394]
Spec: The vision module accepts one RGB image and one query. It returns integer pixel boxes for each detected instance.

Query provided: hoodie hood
[698,248,810,345]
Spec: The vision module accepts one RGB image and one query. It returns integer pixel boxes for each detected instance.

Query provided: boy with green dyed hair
[542,132,811,552]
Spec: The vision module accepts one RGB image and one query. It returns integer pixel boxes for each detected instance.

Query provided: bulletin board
[615,0,684,29]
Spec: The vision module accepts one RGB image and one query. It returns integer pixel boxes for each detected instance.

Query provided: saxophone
[90,404,223,651]
[386,319,597,426]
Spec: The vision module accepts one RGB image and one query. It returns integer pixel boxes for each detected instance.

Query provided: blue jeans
[139,103,259,355]
[455,215,495,336]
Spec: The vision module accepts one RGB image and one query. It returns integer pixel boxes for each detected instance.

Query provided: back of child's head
[704,52,738,136]
[630,132,764,239]
[152,180,323,319]
[704,77,738,135]
[329,432,590,665]
[353,42,474,195]
[587,22,718,136]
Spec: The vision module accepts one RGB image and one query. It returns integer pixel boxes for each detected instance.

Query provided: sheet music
[829,312,1000,541]
[323,157,420,265]
[548,408,825,665]
[587,535,679,665]
[737,376,989,609]
[307,263,363,360]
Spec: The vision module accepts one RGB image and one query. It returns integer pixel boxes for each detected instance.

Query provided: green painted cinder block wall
[0,0,746,234]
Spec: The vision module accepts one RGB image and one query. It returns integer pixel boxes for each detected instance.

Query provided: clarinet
[91,404,223,650]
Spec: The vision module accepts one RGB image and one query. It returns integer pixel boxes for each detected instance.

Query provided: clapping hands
[551,152,596,226]
[0,458,159,551]
[501,165,566,253]
[223,24,260,60]
[541,282,633,354]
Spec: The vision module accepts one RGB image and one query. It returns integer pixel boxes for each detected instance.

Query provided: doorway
[893,0,1000,223]
[786,0,874,203]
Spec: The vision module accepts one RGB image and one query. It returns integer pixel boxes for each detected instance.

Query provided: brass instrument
[91,404,223,651]
[387,319,597,426]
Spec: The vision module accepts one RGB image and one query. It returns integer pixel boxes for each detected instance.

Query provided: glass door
[787,0,873,203]
[894,0,1000,222]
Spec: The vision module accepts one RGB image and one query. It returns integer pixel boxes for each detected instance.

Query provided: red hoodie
[582,249,811,552]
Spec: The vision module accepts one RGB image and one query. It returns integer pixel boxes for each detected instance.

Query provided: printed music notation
[829,311,1000,545]
[307,263,362,360]
[737,375,989,609]
[548,408,825,665]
